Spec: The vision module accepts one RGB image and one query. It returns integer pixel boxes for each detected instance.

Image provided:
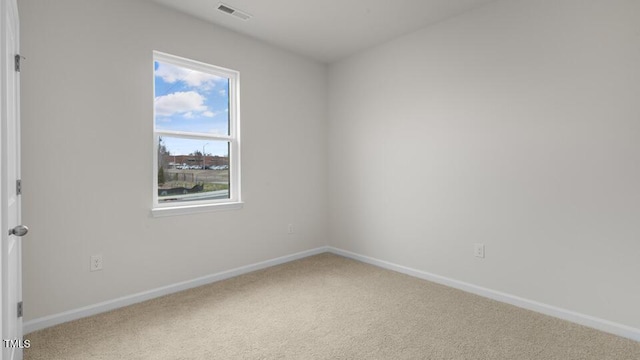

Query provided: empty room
[1,0,639,359]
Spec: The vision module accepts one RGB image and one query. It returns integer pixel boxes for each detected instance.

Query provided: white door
[1,0,23,359]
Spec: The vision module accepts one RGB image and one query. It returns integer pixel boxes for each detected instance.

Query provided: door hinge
[15,54,21,72]
[17,301,23,318]
[16,179,22,195]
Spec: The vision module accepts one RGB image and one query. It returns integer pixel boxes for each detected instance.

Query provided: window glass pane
[158,137,230,202]
[154,61,230,136]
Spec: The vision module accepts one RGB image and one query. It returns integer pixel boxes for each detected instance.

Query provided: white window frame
[151,51,242,217]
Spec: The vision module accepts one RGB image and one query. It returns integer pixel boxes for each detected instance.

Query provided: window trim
[151,51,242,217]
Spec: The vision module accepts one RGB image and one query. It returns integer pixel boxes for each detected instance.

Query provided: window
[152,51,241,216]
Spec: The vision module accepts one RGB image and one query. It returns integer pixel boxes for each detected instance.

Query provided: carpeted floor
[25,253,640,359]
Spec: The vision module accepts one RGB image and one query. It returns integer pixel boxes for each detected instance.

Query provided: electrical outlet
[90,255,103,271]
[287,224,294,234]
[474,244,485,258]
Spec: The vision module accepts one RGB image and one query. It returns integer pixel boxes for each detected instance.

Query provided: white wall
[19,0,640,334]
[19,0,328,320]
[328,0,640,329]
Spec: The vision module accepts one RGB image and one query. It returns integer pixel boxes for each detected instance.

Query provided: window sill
[151,201,243,217]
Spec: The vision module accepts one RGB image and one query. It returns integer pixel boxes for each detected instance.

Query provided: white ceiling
[149,0,498,63]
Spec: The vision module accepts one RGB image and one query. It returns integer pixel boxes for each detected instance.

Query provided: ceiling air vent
[217,3,252,21]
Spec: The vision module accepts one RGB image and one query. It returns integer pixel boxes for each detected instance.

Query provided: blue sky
[154,61,230,156]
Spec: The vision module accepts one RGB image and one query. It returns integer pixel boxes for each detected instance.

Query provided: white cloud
[202,111,216,118]
[155,91,207,117]
[155,62,223,87]
[218,89,227,96]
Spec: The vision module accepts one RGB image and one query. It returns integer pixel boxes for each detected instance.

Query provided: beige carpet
[25,253,640,359]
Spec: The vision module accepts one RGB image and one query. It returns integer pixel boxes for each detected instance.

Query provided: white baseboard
[25,245,640,343]
[24,246,329,334]
[327,246,640,343]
